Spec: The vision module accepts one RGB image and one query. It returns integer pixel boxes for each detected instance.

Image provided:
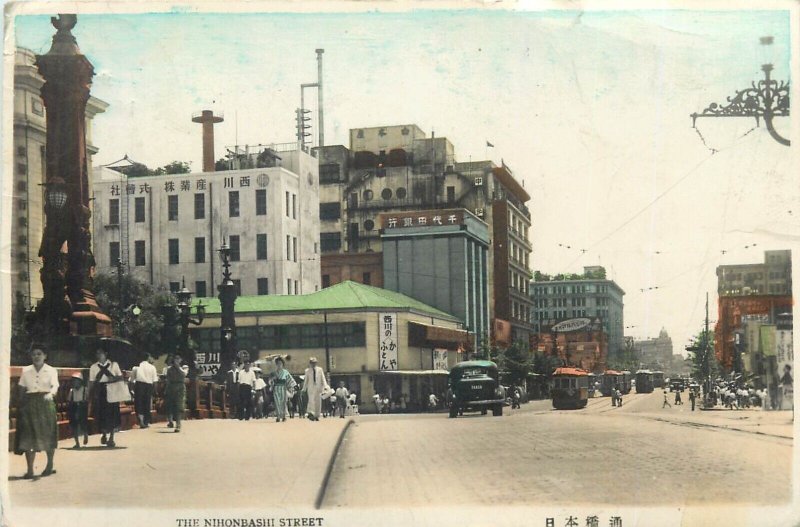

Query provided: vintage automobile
[447,360,506,418]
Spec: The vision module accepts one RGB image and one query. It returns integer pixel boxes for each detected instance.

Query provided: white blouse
[19,364,59,396]
[89,361,122,384]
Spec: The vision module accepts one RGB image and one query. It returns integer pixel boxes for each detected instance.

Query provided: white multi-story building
[91,145,321,298]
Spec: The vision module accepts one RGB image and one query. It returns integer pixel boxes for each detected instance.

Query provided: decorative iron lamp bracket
[691,65,790,146]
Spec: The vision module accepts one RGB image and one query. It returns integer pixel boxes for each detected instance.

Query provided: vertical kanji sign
[379,313,398,371]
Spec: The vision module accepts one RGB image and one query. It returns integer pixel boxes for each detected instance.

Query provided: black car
[447,360,506,418]
[670,378,686,392]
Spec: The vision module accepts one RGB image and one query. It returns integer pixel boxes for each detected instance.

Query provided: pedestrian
[133,353,158,428]
[88,348,123,447]
[615,388,623,407]
[253,368,267,419]
[326,391,336,418]
[689,389,696,411]
[272,357,297,422]
[237,359,257,420]
[14,344,59,478]
[382,396,390,414]
[301,357,329,421]
[225,361,240,419]
[67,372,89,448]
[164,354,187,432]
[662,390,672,408]
[373,393,382,414]
[512,386,521,409]
[674,389,682,406]
[335,381,350,419]
[349,391,358,415]
[428,392,438,412]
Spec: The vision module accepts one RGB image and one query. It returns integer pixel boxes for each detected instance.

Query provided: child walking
[67,372,89,448]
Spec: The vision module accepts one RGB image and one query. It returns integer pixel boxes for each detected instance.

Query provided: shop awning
[408,321,469,348]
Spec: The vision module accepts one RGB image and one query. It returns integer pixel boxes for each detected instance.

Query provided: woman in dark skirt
[165,355,187,433]
[15,344,59,478]
[88,348,123,447]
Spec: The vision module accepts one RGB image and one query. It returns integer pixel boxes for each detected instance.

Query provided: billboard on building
[433,349,448,371]
[195,351,221,378]
[379,313,399,371]
[776,329,793,410]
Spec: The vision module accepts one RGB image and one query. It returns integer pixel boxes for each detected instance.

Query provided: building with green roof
[190,281,470,412]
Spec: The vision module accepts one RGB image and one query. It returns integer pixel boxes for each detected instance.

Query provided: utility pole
[703,292,710,402]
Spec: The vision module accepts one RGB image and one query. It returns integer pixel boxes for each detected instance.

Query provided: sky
[10,5,797,356]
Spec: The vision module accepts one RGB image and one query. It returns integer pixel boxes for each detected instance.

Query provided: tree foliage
[119,160,192,178]
[93,272,180,359]
[686,329,720,382]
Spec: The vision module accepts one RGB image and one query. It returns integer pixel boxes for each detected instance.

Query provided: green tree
[93,272,180,359]
[215,158,231,171]
[686,329,720,383]
[160,160,192,174]
[532,351,559,376]
[494,341,532,386]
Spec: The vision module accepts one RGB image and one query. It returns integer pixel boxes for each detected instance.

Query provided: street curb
[315,418,354,510]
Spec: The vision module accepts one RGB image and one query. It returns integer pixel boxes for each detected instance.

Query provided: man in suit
[301,357,329,421]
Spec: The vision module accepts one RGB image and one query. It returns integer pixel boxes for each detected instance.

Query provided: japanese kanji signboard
[195,351,221,378]
[380,209,465,230]
[379,313,399,371]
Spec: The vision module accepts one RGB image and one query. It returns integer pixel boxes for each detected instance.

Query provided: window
[195,281,207,298]
[363,189,374,201]
[168,239,179,264]
[396,187,407,199]
[362,272,371,285]
[19,217,27,227]
[319,202,341,220]
[109,199,119,224]
[285,191,290,217]
[319,163,340,183]
[381,188,393,200]
[320,232,342,252]
[109,241,120,264]
[168,194,179,221]
[446,186,455,203]
[364,219,375,231]
[135,197,145,223]
[229,191,240,217]
[31,98,43,116]
[18,199,27,211]
[257,234,268,260]
[293,237,297,262]
[256,189,267,216]
[194,193,205,219]
[322,275,331,288]
[257,278,269,295]
[286,235,291,261]
[17,181,27,192]
[17,163,27,175]
[292,194,297,219]
[287,279,292,294]
[18,235,28,246]
[232,279,242,297]
[195,237,206,263]
[294,280,298,295]
[134,240,146,266]
[229,235,240,261]
[169,282,180,293]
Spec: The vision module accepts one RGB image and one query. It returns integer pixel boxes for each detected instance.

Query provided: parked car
[670,378,686,392]
[447,361,506,418]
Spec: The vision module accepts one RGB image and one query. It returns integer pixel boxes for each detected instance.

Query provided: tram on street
[551,367,590,409]
[652,371,665,388]
[600,370,631,395]
[635,370,655,393]
[620,371,633,394]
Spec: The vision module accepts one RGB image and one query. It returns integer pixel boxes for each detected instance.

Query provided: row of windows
[507,209,529,239]
[532,297,599,308]
[116,189,270,225]
[508,240,529,268]
[191,322,366,352]
[321,272,371,289]
[509,270,529,294]
[165,277,305,298]
[117,233,301,266]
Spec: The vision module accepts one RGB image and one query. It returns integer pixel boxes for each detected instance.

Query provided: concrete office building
[315,124,533,347]
[633,328,674,370]
[12,47,108,310]
[380,208,490,347]
[717,250,792,296]
[531,266,625,359]
[91,145,320,297]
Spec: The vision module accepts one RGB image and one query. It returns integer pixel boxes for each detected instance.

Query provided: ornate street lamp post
[217,240,239,381]
[35,14,112,340]
[175,278,205,362]
[691,37,790,146]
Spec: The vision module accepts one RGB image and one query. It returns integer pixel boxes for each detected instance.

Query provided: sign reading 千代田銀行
[551,318,592,333]
[379,313,398,371]
[380,209,465,229]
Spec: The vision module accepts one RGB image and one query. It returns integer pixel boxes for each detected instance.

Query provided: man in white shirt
[133,353,158,428]
[237,360,257,420]
[334,381,350,419]
[253,368,267,419]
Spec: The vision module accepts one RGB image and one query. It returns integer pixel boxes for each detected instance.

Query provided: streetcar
[620,371,633,394]
[635,370,655,393]
[551,367,590,409]
[600,370,623,396]
[652,371,665,388]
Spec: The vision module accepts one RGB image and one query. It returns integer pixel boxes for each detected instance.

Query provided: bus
[635,370,655,393]
[652,371,665,388]
[552,367,590,409]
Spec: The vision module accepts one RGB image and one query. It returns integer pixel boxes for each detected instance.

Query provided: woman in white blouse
[14,344,59,478]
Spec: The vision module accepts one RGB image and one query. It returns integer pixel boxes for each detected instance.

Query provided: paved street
[322,391,792,508]
[6,392,793,519]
